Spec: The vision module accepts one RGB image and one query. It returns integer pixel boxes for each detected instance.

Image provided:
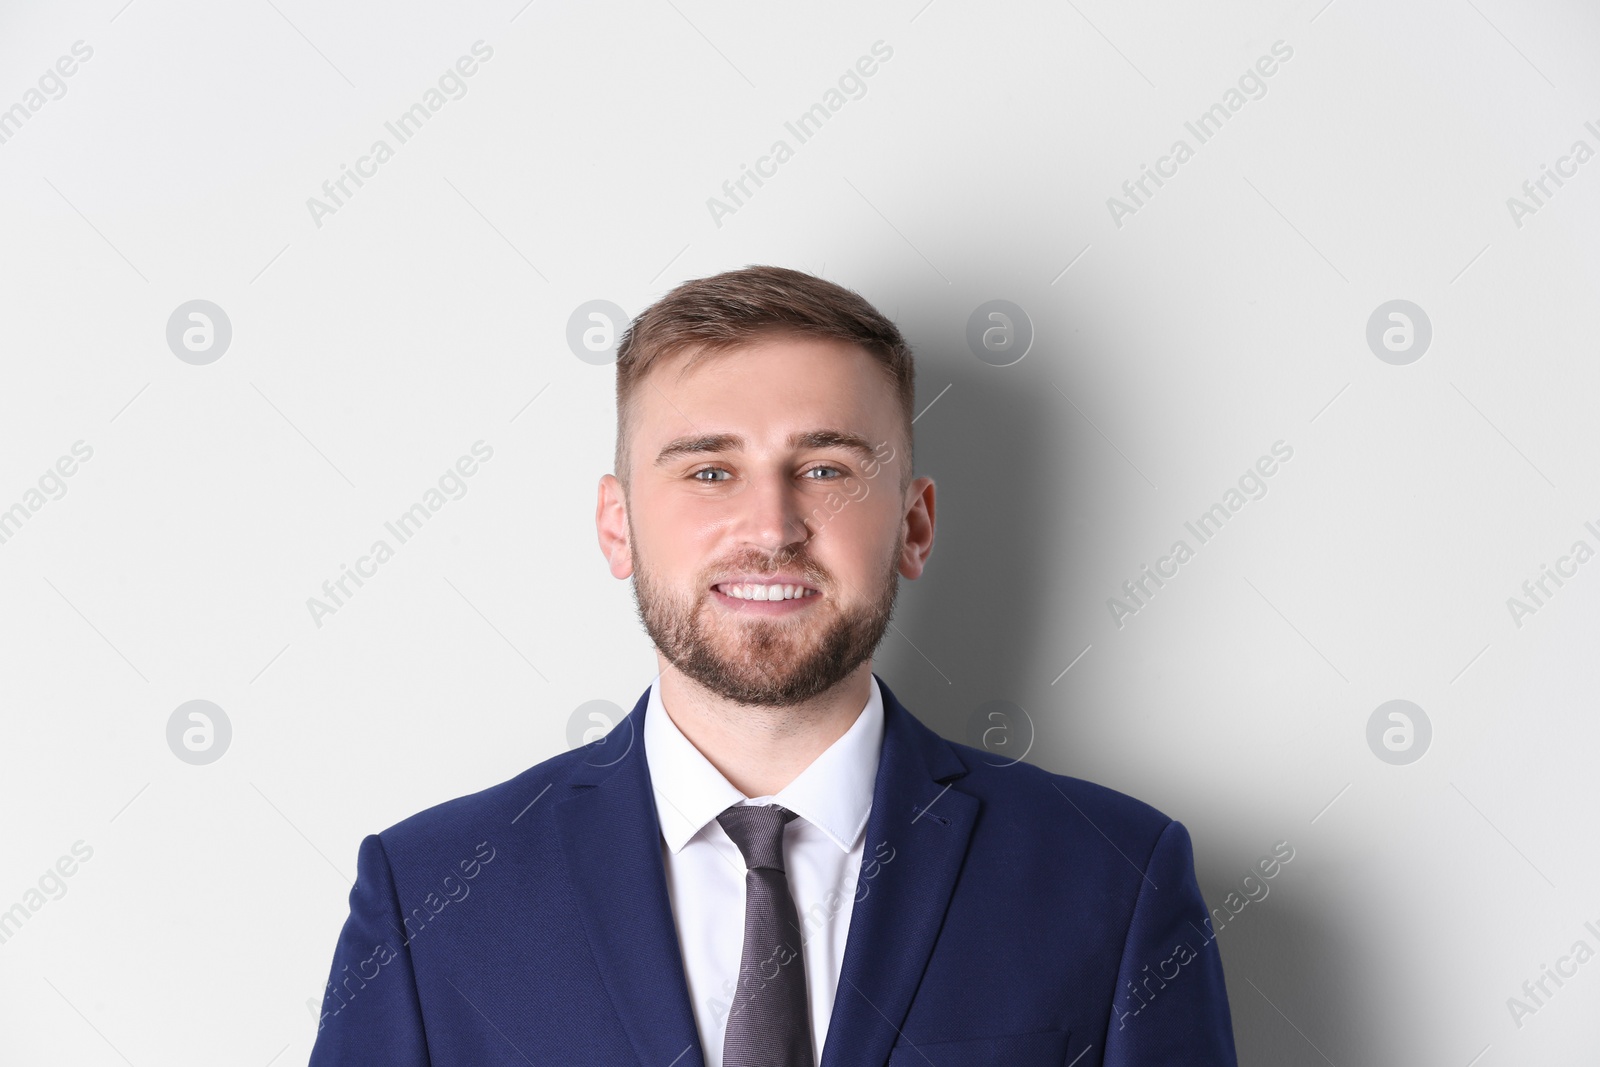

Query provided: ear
[897,476,936,580]
[596,473,635,579]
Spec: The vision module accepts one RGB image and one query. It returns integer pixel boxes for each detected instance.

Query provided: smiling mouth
[712,582,821,602]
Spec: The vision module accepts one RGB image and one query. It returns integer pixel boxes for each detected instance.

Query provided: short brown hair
[613,265,916,493]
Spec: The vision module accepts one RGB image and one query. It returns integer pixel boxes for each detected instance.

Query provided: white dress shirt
[643,673,885,1067]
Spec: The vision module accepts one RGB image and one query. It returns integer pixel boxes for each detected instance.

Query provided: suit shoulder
[1042,767,1174,836]
[371,743,592,862]
[946,738,1176,852]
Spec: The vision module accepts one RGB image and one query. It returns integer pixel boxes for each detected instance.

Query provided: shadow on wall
[1190,843,1382,1064]
[845,271,1361,1064]
[862,277,1079,693]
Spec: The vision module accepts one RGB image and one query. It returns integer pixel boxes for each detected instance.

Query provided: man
[307,266,1238,1066]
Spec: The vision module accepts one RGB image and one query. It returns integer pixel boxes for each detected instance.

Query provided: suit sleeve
[307,833,431,1066]
[1102,820,1238,1067]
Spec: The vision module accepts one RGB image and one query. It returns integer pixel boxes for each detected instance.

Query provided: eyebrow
[654,429,882,467]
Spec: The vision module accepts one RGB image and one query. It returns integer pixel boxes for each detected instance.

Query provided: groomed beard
[630,529,902,708]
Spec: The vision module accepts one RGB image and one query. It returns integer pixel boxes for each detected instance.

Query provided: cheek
[812,500,897,575]
[637,497,716,560]
[648,520,753,601]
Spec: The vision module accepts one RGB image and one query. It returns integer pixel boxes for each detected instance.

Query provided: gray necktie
[716,803,815,1067]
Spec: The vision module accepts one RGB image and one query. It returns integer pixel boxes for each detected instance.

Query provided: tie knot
[716,802,797,871]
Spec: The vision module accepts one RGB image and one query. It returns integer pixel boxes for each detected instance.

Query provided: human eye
[802,465,845,480]
[690,466,731,482]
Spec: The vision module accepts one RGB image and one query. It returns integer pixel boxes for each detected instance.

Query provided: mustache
[710,552,829,583]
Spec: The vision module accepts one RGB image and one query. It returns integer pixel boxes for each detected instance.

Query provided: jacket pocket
[886,1027,1072,1066]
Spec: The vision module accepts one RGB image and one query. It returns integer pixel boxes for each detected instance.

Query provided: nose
[734,469,812,563]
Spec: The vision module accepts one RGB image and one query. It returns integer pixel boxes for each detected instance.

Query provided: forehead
[632,334,897,452]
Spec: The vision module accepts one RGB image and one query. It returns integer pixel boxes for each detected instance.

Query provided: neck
[653,660,874,798]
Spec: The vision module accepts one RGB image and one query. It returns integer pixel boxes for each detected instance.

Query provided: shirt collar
[644,673,885,855]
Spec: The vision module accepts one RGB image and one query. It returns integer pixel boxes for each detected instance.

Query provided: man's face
[599,333,930,708]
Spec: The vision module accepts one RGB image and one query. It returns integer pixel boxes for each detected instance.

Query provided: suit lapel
[819,674,977,1067]
[556,688,707,1067]
[555,674,976,1067]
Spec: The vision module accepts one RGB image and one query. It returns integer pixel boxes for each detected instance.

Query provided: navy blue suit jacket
[307,674,1238,1065]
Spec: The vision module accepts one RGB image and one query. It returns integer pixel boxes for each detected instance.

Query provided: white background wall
[2,0,1598,1063]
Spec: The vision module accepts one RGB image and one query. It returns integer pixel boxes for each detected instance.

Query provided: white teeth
[717,583,816,601]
